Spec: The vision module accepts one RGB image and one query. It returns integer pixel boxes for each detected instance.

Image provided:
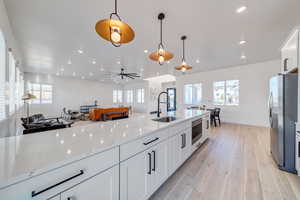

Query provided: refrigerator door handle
[268,92,273,126]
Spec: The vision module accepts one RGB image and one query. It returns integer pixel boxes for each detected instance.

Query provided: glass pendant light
[149,13,174,65]
[175,36,192,72]
[95,0,135,47]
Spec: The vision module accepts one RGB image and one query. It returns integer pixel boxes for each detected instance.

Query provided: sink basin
[152,116,177,123]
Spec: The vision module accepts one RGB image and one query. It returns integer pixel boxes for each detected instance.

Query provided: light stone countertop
[0,109,209,189]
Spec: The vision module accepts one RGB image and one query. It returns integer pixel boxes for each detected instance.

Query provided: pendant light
[149,13,173,65]
[95,0,135,47]
[175,36,192,72]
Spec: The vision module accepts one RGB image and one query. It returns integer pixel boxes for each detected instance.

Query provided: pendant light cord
[160,19,163,44]
[182,38,185,61]
[115,0,118,14]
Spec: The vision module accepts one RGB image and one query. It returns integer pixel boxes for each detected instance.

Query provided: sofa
[89,107,129,121]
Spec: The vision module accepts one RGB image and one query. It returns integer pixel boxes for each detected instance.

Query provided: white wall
[0,0,24,138]
[176,60,281,127]
[25,72,118,117]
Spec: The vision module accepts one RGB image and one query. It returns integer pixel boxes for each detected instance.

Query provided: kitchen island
[0,109,210,200]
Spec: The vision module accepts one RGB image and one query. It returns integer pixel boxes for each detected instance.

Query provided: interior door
[120,150,152,200]
[167,88,176,112]
[61,166,119,200]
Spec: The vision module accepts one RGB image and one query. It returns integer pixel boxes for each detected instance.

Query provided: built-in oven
[192,118,203,145]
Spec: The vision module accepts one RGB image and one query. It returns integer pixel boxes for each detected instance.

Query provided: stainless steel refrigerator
[269,73,298,174]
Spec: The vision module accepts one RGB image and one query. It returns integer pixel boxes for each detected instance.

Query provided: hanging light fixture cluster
[149,13,174,65]
[95,4,193,74]
[95,0,135,47]
[175,36,192,72]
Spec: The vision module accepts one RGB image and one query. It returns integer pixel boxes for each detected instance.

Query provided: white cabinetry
[61,166,119,200]
[281,28,299,73]
[202,115,210,140]
[120,139,168,200]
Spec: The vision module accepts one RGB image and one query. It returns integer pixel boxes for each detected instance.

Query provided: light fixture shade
[175,36,192,72]
[149,50,174,62]
[22,93,36,100]
[95,19,135,44]
[175,65,192,71]
[149,13,173,65]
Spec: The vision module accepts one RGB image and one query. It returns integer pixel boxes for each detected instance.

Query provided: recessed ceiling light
[236,6,247,13]
[100,67,104,71]
[68,60,72,65]
[89,72,94,76]
[196,59,200,63]
[72,72,76,76]
[144,49,148,53]
[241,54,246,59]
[56,72,60,76]
[140,68,144,72]
[167,61,170,64]
[117,61,121,64]
[92,60,96,65]
[239,40,247,45]
[78,49,84,54]
[60,68,65,72]
[81,76,85,79]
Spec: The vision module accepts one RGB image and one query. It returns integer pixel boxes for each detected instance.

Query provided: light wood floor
[149,123,300,200]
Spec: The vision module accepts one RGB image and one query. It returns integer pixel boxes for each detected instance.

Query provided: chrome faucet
[157,91,169,118]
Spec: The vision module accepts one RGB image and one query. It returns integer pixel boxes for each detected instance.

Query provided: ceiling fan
[117,68,140,79]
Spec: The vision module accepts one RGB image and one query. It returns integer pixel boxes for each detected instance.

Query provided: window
[137,88,144,104]
[113,89,123,104]
[8,51,16,115]
[41,84,53,104]
[213,80,239,105]
[126,90,133,104]
[28,82,53,104]
[0,30,5,120]
[184,83,202,105]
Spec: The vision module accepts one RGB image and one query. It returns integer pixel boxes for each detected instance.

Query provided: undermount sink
[152,116,177,123]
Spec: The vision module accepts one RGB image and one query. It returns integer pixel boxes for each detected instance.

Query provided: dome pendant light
[149,13,174,65]
[95,0,135,47]
[175,36,192,72]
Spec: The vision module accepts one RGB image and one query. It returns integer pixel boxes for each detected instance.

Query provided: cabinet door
[180,129,192,163]
[167,135,181,176]
[120,150,152,200]
[61,166,119,200]
[152,140,168,191]
[281,30,299,72]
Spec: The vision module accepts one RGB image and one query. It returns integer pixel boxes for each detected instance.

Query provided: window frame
[136,88,145,104]
[113,89,123,104]
[213,80,239,106]
[184,83,202,105]
[126,89,134,104]
[27,82,53,105]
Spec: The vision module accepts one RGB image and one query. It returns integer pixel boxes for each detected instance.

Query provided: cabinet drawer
[120,129,169,161]
[169,121,191,137]
[0,147,119,200]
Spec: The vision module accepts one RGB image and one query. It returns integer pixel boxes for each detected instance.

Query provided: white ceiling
[4,0,300,82]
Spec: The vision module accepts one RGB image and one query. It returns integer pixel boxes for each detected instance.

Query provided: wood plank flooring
[149,123,300,200]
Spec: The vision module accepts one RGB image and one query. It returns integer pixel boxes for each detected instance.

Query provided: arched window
[0,30,6,120]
